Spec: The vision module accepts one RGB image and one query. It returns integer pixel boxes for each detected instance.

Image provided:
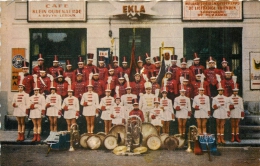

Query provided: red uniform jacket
[178,84,193,98]
[189,65,205,81]
[191,80,211,98]
[105,75,118,91]
[88,79,106,97]
[221,78,237,97]
[113,66,123,77]
[74,68,89,82]
[32,65,47,76]
[36,76,51,95]
[130,80,145,97]
[122,67,131,76]
[153,67,161,76]
[84,64,97,74]
[71,80,87,100]
[54,80,68,99]
[98,67,108,82]
[151,82,160,95]
[129,109,144,122]
[48,66,64,78]
[18,73,34,95]
[162,78,178,95]
[169,65,180,80]
[143,64,156,78]
[204,68,221,86]
[63,70,75,83]
[116,82,127,97]
[176,68,194,84]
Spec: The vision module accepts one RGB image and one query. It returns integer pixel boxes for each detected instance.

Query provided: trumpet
[186,125,198,152]
[69,123,80,151]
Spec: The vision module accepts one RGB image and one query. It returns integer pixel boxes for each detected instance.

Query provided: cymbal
[133,146,148,154]
[113,146,127,155]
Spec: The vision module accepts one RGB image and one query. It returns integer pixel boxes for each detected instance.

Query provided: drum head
[86,134,102,150]
[174,134,185,148]
[133,146,148,154]
[146,134,162,150]
[108,124,126,146]
[96,132,106,143]
[164,136,179,150]
[104,134,118,150]
[113,146,127,155]
[160,133,169,149]
[141,123,158,146]
[80,133,91,148]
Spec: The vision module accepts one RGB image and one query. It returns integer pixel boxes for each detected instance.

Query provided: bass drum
[103,134,118,150]
[160,133,169,149]
[141,123,158,147]
[108,124,126,146]
[164,136,179,150]
[79,133,91,149]
[174,134,185,148]
[86,134,102,150]
[96,132,106,148]
[146,134,162,150]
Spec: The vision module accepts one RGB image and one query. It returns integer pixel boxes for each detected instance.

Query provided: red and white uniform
[139,93,155,122]
[169,65,180,80]
[176,68,194,84]
[122,67,130,76]
[153,66,161,76]
[18,73,34,95]
[221,79,236,97]
[97,67,108,82]
[174,95,191,119]
[189,65,205,81]
[151,82,160,95]
[63,69,75,83]
[191,80,211,98]
[12,91,30,117]
[105,75,118,92]
[71,80,87,100]
[143,64,156,78]
[160,97,174,121]
[229,94,244,119]
[29,94,46,118]
[62,96,79,119]
[48,66,64,78]
[204,68,221,86]
[130,81,145,97]
[150,106,164,127]
[81,91,99,116]
[46,93,62,117]
[74,68,89,82]
[35,76,51,95]
[121,93,137,119]
[212,94,229,119]
[88,79,106,97]
[193,94,210,119]
[116,82,127,97]
[178,84,192,98]
[111,104,125,125]
[54,80,68,99]
[113,66,123,77]
[129,109,144,122]
[84,64,96,75]
[33,65,46,76]
[99,96,115,120]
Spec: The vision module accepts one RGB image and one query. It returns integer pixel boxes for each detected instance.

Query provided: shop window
[30,28,87,70]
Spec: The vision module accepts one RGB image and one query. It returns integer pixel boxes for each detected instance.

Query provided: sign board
[11,48,25,92]
[183,1,242,20]
[28,1,86,21]
[250,52,260,90]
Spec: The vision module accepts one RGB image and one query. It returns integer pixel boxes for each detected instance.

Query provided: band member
[74,56,89,82]
[110,96,125,125]
[212,83,230,144]
[174,86,191,138]
[160,86,175,134]
[136,56,147,78]
[161,68,178,103]
[88,68,106,99]
[221,66,236,97]
[63,60,75,83]
[121,82,137,120]
[143,53,156,78]
[18,61,34,95]
[81,82,99,134]
[54,71,68,100]
[62,89,79,131]
[153,56,161,76]
[169,55,180,81]
[116,72,127,97]
[130,69,145,99]
[150,98,164,134]
[48,55,64,78]
[191,69,211,98]
[46,86,62,132]
[122,56,130,76]
[139,82,155,122]
[204,56,221,97]
[106,65,118,97]
[176,57,194,84]
[178,75,192,98]
[129,99,145,122]
[149,71,160,96]
[71,70,87,101]
[29,84,46,142]
[112,56,123,77]
[192,87,211,134]
[32,53,45,76]
[85,53,97,74]
[99,84,115,134]
[12,82,30,142]
[220,57,229,80]
[229,85,244,142]
[97,56,108,82]
[189,53,205,81]
[36,66,50,97]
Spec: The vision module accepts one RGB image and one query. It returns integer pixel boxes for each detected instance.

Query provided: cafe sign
[28,1,86,21]
[183,1,242,20]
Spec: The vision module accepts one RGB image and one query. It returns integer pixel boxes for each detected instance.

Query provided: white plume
[216,74,221,83]
[143,74,149,82]
[65,77,71,85]
[124,73,129,82]
[115,86,119,95]
[89,72,93,81]
[163,78,168,87]
[232,76,237,84]
[107,76,112,84]
[18,72,24,85]
[48,74,54,82]
[180,76,184,84]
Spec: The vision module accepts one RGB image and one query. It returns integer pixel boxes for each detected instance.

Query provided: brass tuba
[186,125,198,152]
[125,115,142,152]
[69,123,80,151]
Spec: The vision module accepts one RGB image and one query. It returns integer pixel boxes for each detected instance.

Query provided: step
[239,125,260,130]
[223,139,260,147]
[240,132,260,139]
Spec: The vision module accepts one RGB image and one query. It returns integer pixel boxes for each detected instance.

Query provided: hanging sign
[11,48,25,92]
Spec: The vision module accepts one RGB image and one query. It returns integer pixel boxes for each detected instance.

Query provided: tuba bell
[69,123,80,151]
[186,125,198,152]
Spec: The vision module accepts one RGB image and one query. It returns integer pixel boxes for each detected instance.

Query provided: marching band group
[12,52,244,144]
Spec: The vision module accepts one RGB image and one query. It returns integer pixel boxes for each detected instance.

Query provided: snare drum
[146,134,162,150]
[141,123,158,147]
[104,134,118,150]
[79,133,91,149]
[164,136,179,150]
[160,133,169,149]
[86,134,102,150]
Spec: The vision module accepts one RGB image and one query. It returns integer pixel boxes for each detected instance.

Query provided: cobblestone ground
[1,145,259,166]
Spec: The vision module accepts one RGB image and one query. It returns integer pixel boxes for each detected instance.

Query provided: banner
[250,52,260,90]
[11,48,25,91]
